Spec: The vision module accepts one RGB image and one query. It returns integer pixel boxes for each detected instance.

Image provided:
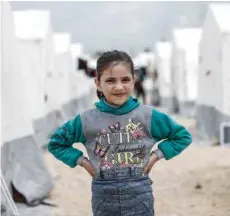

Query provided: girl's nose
[114,83,124,90]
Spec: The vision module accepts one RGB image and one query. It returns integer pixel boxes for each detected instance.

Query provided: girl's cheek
[107,85,114,91]
[125,83,133,89]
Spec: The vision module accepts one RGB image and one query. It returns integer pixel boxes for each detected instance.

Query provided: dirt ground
[44,117,230,216]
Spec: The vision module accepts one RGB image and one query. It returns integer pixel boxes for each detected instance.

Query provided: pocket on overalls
[91,195,107,215]
[128,192,154,214]
[126,182,154,215]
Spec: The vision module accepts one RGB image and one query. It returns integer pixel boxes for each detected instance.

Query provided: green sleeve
[47,114,86,168]
[150,109,192,160]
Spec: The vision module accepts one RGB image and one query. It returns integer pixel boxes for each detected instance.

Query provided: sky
[10,1,211,54]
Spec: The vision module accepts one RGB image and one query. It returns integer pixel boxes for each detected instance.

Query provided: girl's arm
[47,114,86,168]
[150,109,192,160]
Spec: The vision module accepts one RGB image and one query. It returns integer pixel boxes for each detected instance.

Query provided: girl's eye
[122,78,131,83]
[106,80,115,83]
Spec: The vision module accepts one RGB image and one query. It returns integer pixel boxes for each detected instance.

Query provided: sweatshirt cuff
[76,155,86,166]
[152,149,165,160]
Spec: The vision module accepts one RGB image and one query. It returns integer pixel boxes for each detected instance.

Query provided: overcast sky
[11,1,211,54]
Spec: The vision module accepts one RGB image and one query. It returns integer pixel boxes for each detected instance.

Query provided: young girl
[48,50,192,216]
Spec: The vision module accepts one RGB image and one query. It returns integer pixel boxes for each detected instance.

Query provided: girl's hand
[143,153,158,175]
[81,158,95,177]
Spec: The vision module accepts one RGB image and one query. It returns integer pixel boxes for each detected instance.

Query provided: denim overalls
[91,167,154,216]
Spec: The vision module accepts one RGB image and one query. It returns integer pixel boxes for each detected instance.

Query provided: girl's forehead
[101,64,132,78]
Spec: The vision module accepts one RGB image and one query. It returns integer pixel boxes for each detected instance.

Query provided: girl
[48,50,192,216]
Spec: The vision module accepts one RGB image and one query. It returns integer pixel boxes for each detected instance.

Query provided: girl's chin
[110,97,128,106]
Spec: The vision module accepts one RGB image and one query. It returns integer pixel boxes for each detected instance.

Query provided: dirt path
[44,143,230,216]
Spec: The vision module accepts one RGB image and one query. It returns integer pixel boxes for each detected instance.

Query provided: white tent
[70,43,95,100]
[134,51,155,70]
[71,43,84,72]
[171,27,202,115]
[1,3,54,215]
[52,35,95,120]
[155,41,172,106]
[1,3,34,144]
[52,33,74,106]
[197,3,230,138]
[88,58,97,70]
[13,10,54,119]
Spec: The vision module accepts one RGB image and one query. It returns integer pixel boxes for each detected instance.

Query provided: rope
[1,170,20,216]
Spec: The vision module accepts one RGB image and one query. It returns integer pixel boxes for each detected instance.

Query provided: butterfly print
[94,141,110,158]
[108,122,121,133]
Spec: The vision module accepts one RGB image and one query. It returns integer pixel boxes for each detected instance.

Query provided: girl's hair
[96,50,134,99]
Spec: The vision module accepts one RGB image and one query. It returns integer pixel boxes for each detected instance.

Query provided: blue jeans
[91,167,154,216]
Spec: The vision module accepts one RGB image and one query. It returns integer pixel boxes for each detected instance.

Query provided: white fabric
[71,43,84,58]
[88,58,97,69]
[1,2,34,143]
[13,10,54,118]
[197,3,230,116]
[53,33,73,103]
[71,43,84,72]
[155,41,172,98]
[172,28,202,102]
[210,3,230,33]
[53,33,71,53]
[134,52,155,68]
[222,34,230,116]
[13,10,51,40]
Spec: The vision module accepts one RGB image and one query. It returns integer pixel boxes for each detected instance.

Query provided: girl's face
[95,63,135,106]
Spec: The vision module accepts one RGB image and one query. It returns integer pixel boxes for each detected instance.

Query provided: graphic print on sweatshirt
[94,119,146,170]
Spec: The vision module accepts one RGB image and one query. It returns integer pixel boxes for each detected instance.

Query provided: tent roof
[53,33,71,53]
[71,43,84,58]
[13,10,51,40]
[134,52,155,67]
[210,3,230,33]
[155,41,172,58]
[173,28,202,49]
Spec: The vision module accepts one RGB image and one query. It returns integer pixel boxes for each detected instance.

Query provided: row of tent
[1,2,230,214]
[136,3,230,141]
[1,2,96,146]
[1,2,96,215]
